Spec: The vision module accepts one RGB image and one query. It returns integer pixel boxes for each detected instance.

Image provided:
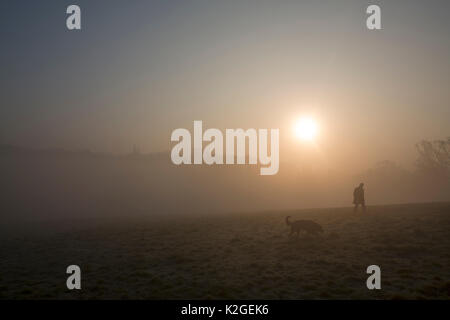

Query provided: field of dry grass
[1,202,449,299]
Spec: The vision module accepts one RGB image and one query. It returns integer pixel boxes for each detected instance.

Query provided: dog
[285,216,323,237]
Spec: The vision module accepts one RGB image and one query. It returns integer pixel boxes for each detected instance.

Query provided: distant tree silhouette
[364,160,410,180]
[415,138,450,178]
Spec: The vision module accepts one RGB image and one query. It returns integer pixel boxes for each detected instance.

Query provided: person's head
[359,183,364,188]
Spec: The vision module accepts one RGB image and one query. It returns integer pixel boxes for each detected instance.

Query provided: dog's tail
[285,216,292,226]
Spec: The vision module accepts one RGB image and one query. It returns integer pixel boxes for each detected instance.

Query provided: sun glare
[294,117,318,141]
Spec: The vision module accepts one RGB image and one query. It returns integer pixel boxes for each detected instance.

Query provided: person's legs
[362,201,366,213]
[354,203,359,212]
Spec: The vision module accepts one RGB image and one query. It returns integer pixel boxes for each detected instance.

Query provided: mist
[1,142,448,232]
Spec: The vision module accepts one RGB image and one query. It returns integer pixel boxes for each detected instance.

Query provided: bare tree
[415,138,450,178]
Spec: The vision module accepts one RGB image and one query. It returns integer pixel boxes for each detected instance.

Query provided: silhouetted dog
[285,216,323,237]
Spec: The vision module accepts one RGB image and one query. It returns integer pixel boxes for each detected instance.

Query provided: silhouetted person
[353,183,366,212]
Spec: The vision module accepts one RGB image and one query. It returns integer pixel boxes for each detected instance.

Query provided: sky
[1,0,449,172]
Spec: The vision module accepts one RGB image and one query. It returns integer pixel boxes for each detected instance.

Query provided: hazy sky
[1,0,449,171]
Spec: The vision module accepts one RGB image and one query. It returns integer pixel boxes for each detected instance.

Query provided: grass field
[1,202,449,299]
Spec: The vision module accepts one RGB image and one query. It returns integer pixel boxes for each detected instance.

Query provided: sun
[294,117,318,141]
